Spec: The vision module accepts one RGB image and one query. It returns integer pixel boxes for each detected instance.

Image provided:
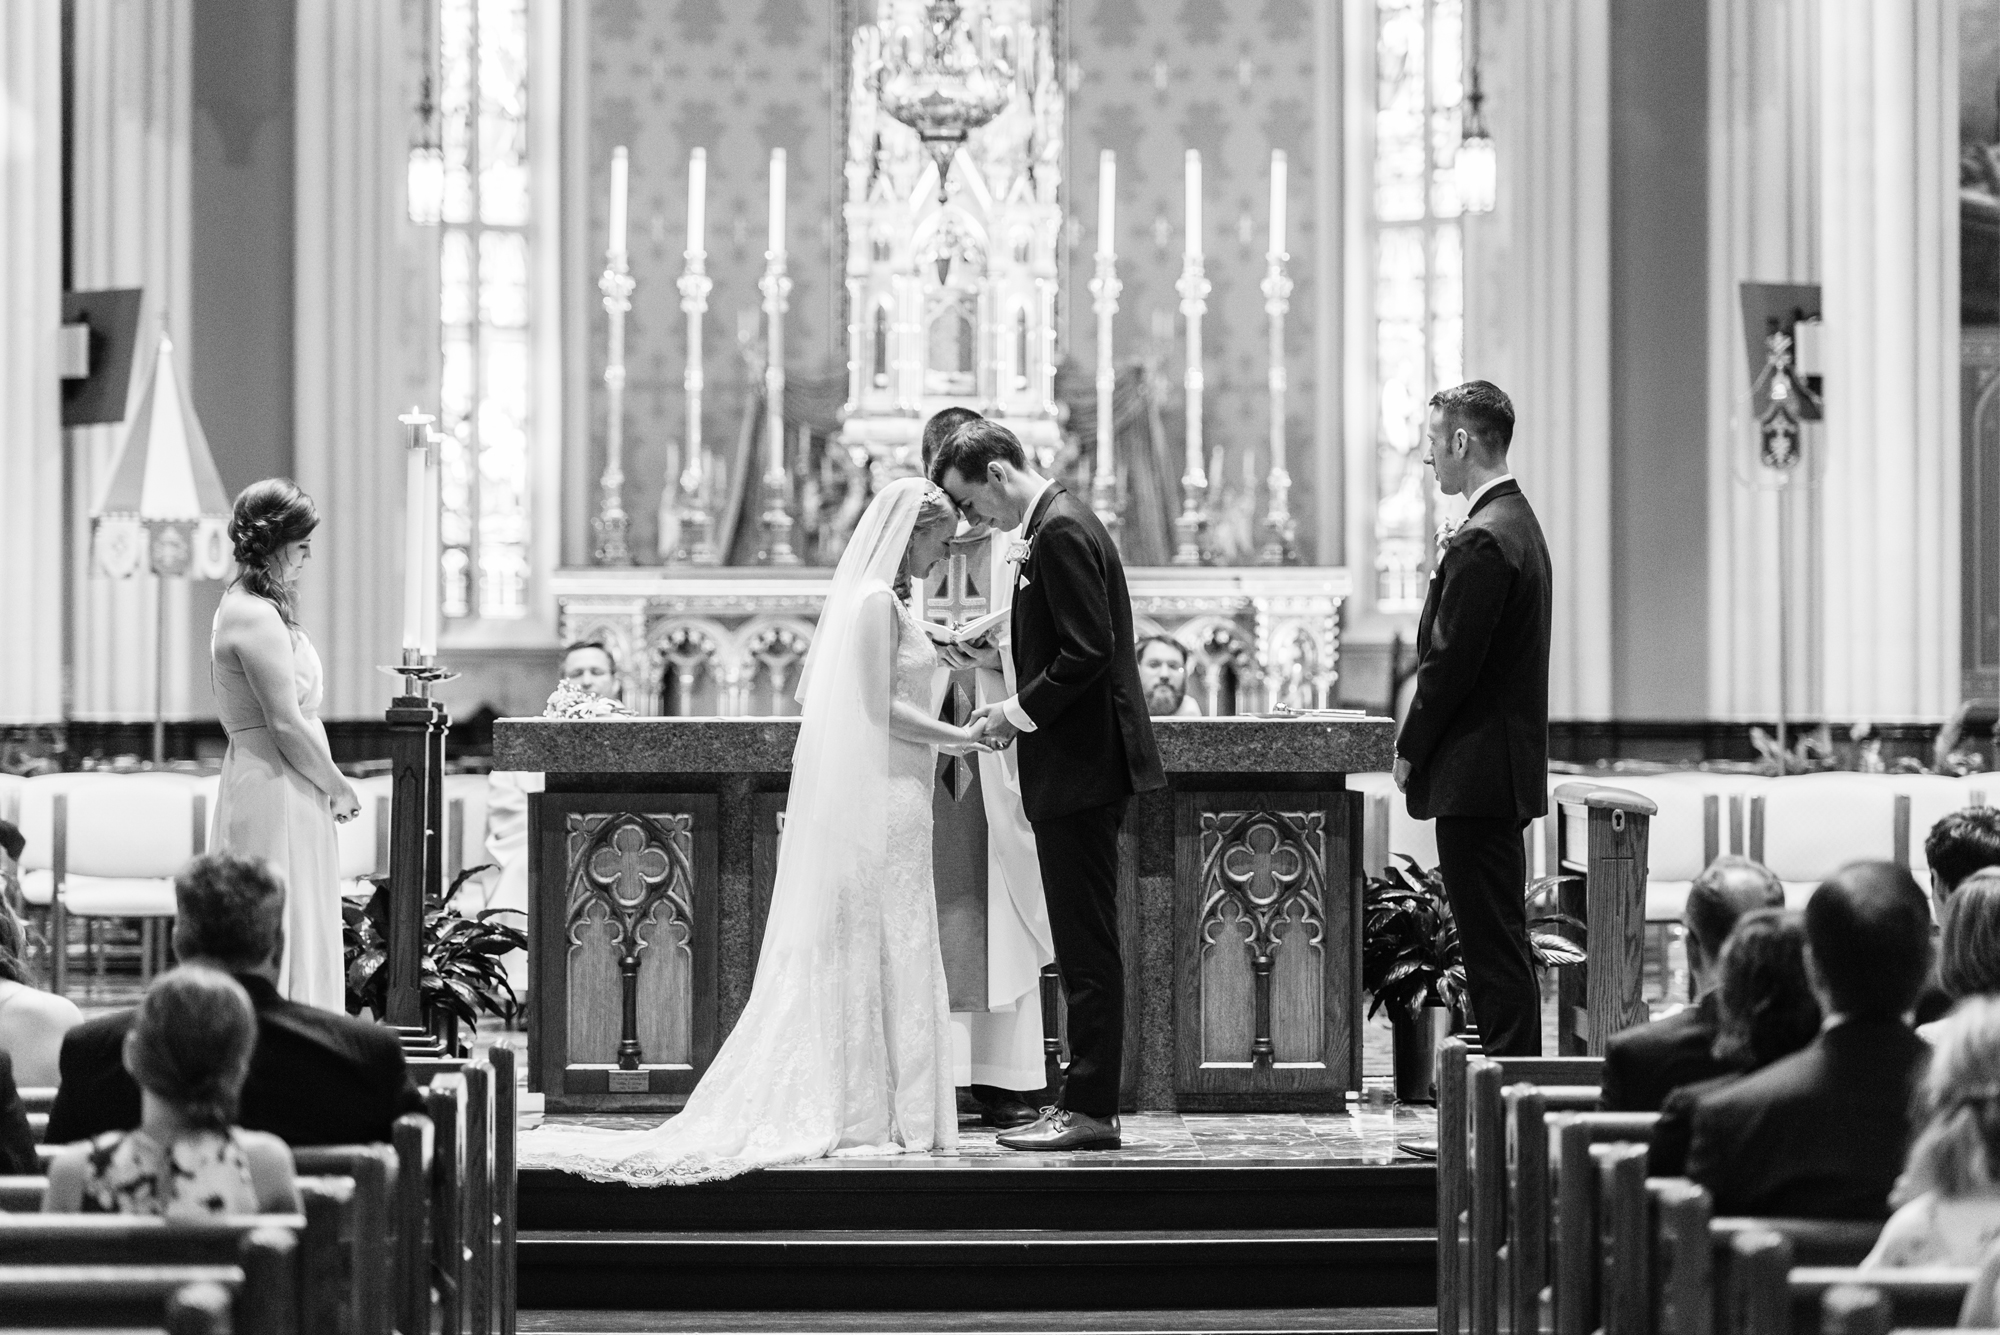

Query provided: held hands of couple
[941,713,1002,757]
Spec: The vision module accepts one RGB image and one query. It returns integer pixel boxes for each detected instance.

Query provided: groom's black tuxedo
[1009,486,1165,822]
[1397,476,1551,1055]
[1007,484,1163,1115]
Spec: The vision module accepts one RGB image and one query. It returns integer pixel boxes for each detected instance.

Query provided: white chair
[49,773,209,996]
[1874,772,1992,884]
[13,772,83,914]
[1347,771,1440,876]
[339,774,396,896]
[1750,772,1906,906]
[442,772,493,887]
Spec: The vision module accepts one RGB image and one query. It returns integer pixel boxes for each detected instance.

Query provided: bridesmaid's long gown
[210,609,345,1010]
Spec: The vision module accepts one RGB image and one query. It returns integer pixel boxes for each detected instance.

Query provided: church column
[1462,0,1614,719]
[69,0,195,723]
[1816,0,1960,719]
[1704,0,1819,719]
[293,0,411,716]
[0,0,66,725]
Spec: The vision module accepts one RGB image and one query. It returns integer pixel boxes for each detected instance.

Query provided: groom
[932,420,1164,1150]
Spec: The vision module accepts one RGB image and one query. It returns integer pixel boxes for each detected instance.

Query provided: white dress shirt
[1465,472,1516,512]
[998,475,1056,734]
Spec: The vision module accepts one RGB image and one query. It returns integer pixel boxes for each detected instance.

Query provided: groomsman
[1394,381,1552,1056]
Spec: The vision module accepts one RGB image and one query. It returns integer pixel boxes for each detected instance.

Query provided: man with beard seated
[1136,635,1203,718]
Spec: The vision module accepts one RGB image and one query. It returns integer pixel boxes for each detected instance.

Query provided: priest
[923,407,1054,1130]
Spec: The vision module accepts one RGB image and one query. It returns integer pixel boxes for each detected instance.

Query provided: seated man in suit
[1915,807,2000,1023]
[1599,854,1785,1111]
[46,853,423,1146]
[1686,861,1934,1219]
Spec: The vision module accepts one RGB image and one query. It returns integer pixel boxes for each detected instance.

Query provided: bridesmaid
[209,480,359,1010]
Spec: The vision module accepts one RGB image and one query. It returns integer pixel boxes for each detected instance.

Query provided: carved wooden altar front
[551,565,1350,719]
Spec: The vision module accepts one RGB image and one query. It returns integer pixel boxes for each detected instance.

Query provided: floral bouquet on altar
[544,679,633,720]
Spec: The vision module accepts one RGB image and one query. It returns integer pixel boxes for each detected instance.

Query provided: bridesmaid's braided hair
[228,478,319,627]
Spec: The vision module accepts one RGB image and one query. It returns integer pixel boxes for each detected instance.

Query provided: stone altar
[497,713,1395,1114]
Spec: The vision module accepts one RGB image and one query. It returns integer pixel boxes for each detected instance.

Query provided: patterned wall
[580,0,1325,563]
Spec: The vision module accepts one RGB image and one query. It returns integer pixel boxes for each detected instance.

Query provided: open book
[918,607,1009,648]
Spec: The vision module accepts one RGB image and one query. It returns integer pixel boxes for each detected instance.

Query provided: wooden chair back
[291,1146,397,1335]
[1551,783,1655,1053]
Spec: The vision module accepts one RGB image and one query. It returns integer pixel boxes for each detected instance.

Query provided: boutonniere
[1434,518,1462,556]
[1006,536,1034,567]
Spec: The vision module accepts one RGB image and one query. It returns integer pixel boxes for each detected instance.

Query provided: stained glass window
[438,0,533,621]
[1372,0,1464,612]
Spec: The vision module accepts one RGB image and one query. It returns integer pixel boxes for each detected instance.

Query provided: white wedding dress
[518,478,958,1185]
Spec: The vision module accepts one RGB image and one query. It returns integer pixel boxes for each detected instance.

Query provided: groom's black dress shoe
[995,1108,1121,1151]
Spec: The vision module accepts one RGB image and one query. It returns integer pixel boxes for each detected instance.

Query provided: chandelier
[873,0,1014,202]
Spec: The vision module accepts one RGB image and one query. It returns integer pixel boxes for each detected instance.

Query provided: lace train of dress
[518,595,957,1185]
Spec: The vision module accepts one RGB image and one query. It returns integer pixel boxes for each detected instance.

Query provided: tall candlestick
[420,430,441,655]
[1174,151,1210,565]
[758,148,798,565]
[1268,149,1286,257]
[1184,149,1202,259]
[399,408,432,652]
[1260,155,1297,566]
[608,146,629,257]
[675,147,717,565]
[1089,151,1122,544]
[593,154,637,563]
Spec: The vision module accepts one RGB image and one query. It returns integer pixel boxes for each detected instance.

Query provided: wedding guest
[44,966,298,1216]
[1685,862,1933,1219]
[1137,636,1203,718]
[1600,855,1786,1112]
[1864,996,2000,1267]
[479,642,627,987]
[1648,909,1821,1175]
[0,896,82,1086]
[45,854,421,1147]
[1916,808,2000,1023]
[210,479,358,1009]
[1922,870,2000,1041]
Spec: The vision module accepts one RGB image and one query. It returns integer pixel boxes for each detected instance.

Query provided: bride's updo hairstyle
[893,483,959,599]
[229,478,319,626]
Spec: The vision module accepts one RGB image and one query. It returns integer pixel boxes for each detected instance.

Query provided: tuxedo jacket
[1399,479,1552,822]
[0,1051,32,1174]
[45,972,424,1146]
[1009,485,1165,823]
[1685,1018,1930,1219]
[1599,992,1730,1113]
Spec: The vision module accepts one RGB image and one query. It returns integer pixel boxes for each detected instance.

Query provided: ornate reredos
[839,0,1067,480]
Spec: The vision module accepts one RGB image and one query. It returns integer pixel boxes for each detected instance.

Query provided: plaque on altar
[498,712,1394,1114]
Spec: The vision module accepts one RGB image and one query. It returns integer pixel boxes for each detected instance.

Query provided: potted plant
[343,865,527,1057]
[1362,855,1585,1102]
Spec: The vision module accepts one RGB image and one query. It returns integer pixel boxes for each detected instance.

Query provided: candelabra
[1259,250,1297,565]
[1089,248,1122,542]
[1173,252,1212,565]
[675,247,718,566]
[757,250,799,565]
[593,252,634,564]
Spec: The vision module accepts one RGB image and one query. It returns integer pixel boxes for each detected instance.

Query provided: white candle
[768,148,786,255]
[608,146,629,257]
[399,409,430,655]
[1097,150,1116,257]
[688,148,707,256]
[1269,149,1287,256]
[419,434,440,658]
[1184,150,1202,259]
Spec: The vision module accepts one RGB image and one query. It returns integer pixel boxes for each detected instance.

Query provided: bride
[520,478,993,1184]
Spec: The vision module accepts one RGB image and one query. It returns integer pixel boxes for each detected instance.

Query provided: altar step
[516,1307,1439,1333]
[514,1227,1435,1312]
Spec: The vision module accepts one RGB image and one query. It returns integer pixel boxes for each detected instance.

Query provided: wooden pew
[1505,1090,1647,1335]
[290,1147,396,1335]
[0,1176,42,1212]
[1437,1039,1602,1335]
[1477,1072,1599,1335]
[1545,1115,1657,1335]
[1784,1269,1975,1335]
[1551,782,1656,1055]
[394,1113,432,1335]
[426,1074,468,1335]
[0,1224,295,1334]
[492,1044,518,1335]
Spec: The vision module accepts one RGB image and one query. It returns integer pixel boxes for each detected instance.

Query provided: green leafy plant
[1361,855,1586,1023]
[342,865,526,1049]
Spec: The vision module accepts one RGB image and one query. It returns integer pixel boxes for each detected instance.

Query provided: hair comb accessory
[923,481,950,508]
